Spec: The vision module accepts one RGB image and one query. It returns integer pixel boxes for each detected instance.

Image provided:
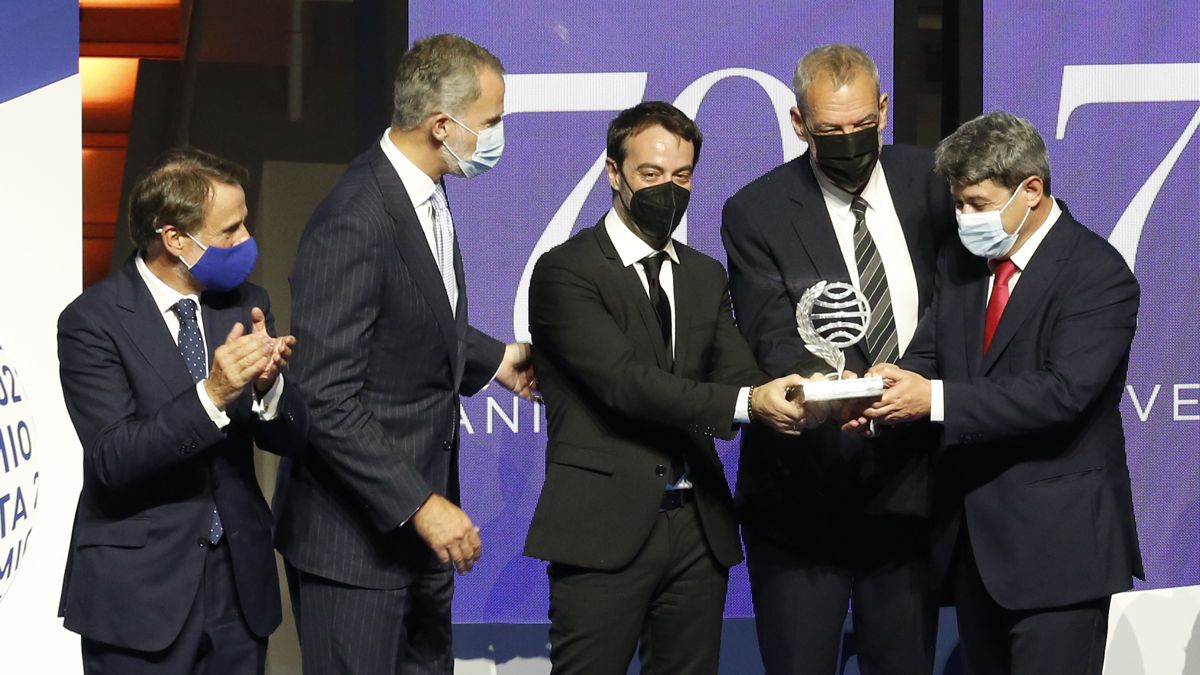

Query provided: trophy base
[801,376,884,402]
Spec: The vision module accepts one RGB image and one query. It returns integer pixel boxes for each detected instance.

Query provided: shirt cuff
[930,379,945,423]
[196,380,231,430]
[733,386,751,425]
[253,375,284,421]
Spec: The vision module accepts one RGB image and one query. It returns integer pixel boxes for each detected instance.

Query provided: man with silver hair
[852,111,1144,675]
[275,34,536,673]
[721,43,954,674]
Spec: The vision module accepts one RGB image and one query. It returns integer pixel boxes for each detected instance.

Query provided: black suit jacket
[721,146,954,545]
[275,144,505,589]
[57,255,308,651]
[523,219,766,571]
[900,202,1145,610]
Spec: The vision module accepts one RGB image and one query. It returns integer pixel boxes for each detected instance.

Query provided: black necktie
[171,299,224,544]
[641,253,683,483]
[641,252,673,368]
[851,197,900,365]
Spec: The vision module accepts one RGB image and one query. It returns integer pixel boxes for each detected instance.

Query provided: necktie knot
[173,298,198,324]
[642,252,668,284]
[993,259,1018,286]
[850,196,869,224]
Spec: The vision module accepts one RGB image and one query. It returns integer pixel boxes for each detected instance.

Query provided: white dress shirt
[929,199,1062,422]
[813,156,922,357]
[134,255,284,429]
[380,128,457,314]
[604,209,751,490]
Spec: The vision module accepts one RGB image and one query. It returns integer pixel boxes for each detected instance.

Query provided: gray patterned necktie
[851,197,900,365]
[171,299,223,544]
[428,184,458,314]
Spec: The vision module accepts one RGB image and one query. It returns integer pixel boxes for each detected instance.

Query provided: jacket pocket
[548,443,615,476]
[74,518,150,549]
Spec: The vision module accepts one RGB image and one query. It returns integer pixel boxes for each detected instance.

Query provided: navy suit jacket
[900,201,1145,610]
[721,146,954,546]
[57,255,308,651]
[274,144,504,589]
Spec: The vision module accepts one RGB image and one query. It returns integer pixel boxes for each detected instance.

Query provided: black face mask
[808,125,880,193]
[619,173,691,242]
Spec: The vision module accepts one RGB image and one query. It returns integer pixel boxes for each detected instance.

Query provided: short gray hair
[793,44,880,117]
[934,111,1052,195]
[391,34,504,130]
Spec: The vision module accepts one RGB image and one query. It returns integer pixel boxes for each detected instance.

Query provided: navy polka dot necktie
[171,299,224,544]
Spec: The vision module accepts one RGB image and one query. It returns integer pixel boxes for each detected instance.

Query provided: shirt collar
[604,208,680,268]
[135,254,199,316]
[810,152,886,216]
[994,198,1062,273]
[379,127,438,210]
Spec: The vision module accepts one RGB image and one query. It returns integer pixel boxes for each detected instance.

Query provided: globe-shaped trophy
[793,281,885,401]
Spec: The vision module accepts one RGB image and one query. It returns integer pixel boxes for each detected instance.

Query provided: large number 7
[1056,63,1200,271]
[504,69,801,341]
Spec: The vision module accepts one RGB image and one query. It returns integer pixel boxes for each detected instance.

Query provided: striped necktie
[851,197,900,365]
[428,184,458,314]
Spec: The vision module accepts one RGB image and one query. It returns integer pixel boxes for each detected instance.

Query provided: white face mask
[443,115,504,178]
[955,182,1031,259]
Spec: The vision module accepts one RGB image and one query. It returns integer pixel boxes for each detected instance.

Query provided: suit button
[190,441,198,449]
[442,441,452,451]
[655,465,666,477]
[196,538,208,548]
[179,446,188,455]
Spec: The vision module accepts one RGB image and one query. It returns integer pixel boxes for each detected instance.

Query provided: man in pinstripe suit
[274,34,535,674]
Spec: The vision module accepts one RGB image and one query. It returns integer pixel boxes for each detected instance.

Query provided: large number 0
[505,69,803,341]
[1056,63,1200,271]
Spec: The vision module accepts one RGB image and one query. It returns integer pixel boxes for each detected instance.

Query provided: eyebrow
[815,113,878,129]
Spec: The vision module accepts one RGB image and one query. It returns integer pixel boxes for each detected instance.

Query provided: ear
[159,223,185,256]
[1022,175,1044,206]
[429,113,453,143]
[877,92,889,133]
[605,157,621,192]
[790,106,808,143]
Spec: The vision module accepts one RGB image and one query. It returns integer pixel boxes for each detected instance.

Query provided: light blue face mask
[955,182,1031,259]
[444,115,504,178]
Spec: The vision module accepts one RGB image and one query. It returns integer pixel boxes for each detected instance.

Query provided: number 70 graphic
[1057,63,1200,271]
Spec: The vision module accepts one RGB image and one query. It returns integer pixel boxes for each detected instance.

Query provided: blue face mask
[955,182,1031,259]
[182,233,258,292]
[444,115,504,178]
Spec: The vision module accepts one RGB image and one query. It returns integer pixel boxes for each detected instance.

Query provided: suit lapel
[786,155,850,283]
[670,252,692,376]
[593,221,672,371]
[961,259,989,377]
[369,148,459,368]
[114,256,200,396]
[880,147,936,308]
[980,216,1075,374]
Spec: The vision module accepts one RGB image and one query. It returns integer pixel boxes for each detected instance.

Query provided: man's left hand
[250,306,296,395]
[496,342,539,401]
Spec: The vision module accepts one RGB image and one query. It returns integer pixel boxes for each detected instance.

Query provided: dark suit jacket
[275,144,505,589]
[721,146,954,546]
[57,255,308,651]
[900,202,1145,610]
[523,219,767,571]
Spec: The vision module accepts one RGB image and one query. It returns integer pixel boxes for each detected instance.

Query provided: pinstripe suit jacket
[275,145,504,588]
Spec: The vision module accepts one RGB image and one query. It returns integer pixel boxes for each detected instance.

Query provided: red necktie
[983,260,1018,353]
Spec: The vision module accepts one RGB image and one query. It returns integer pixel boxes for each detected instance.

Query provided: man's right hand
[411,493,482,574]
[751,374,821,436]
[204,322,272,410]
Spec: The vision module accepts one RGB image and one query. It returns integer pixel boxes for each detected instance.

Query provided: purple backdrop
[410,2,895,623]
[984,1,1200,590]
